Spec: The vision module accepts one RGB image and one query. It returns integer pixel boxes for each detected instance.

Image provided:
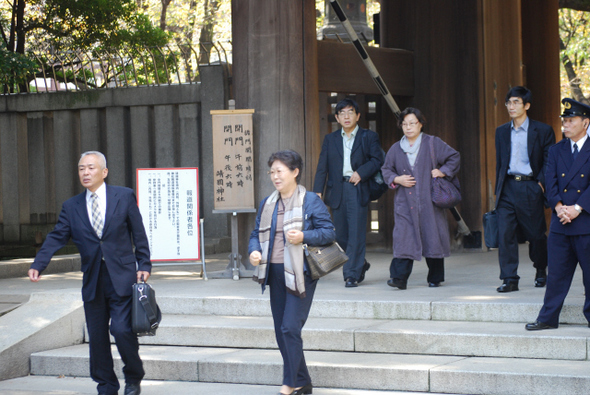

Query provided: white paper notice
[136,168,200,261]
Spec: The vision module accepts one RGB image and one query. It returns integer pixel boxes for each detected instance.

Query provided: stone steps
[155,294,588,324]
[129,314,590,361]
[30,344,590,395]
[0,375,447,395]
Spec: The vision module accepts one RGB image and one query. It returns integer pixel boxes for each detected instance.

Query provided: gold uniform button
[562,173,565,177]
[582,174,585,178]
[564,189,568,193]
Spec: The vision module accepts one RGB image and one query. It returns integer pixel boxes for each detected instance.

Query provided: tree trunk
[560,38,589,104]
[198,0,221,64]
[16,0,26,54]
[160,0,172,31]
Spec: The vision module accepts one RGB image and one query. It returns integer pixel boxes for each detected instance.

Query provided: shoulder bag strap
[138,284,159,327]
[429,135,437,170]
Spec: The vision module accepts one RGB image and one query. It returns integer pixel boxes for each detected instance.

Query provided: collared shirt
[508,117,533,176]
[342,125,359,177]
[571,133,588,153]
[86,182,107,226]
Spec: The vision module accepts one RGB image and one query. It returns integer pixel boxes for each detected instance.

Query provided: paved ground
[0,245,586,395]
[1,245,582,309]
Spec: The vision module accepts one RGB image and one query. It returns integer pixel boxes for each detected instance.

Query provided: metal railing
[5,41,231,94]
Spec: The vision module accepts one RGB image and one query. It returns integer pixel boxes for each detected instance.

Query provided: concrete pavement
[1,245,588,394]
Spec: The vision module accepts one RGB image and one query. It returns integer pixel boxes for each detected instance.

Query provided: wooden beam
[317,40,414,96]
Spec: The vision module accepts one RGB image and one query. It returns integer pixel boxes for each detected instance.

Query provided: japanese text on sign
[137,168,200,261]
[211,110,255,211]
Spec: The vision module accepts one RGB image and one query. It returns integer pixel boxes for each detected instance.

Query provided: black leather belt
[508,174,534,181]
[343,176,351,182]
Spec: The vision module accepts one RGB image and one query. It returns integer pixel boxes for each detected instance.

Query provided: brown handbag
[303,242,349,280]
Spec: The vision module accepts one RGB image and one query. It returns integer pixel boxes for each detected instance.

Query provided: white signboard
[136,168,200,261]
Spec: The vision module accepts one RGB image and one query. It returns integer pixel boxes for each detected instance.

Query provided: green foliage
[0,43,37,93]
[20,0,169,52]
[559,8,590,101]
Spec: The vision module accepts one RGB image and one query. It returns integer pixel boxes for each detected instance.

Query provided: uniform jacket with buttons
[546,138,590,235]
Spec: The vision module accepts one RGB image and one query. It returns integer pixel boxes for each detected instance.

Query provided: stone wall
[0,65,228,244]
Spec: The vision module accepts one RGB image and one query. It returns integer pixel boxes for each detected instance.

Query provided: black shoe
[345,278,358,288]
[387,278,407,290]
[497,282,519,293]
[124,383,141,395]
[293,383,313,395]
[535,269,547,287]
[525,320,556,331]
[428,282,441,287]
[358,261,371,283]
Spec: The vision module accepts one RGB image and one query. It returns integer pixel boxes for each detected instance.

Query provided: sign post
[136,167,207,279]
[211,108,256,280]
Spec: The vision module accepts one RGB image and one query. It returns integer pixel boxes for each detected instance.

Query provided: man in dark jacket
[526,98,590,330]
[494,86,555,292]
[28,151,150,395]
[313,98,384,288]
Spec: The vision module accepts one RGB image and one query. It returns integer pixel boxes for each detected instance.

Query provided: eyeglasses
[268,168,286,176]
[505,100,523,108]
[402,121,419,128]
[338,110,356,117]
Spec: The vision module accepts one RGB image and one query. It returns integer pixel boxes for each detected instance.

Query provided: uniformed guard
[527,98,590,330]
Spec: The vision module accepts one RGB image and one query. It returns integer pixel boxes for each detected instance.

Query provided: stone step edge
[82,315,590,361]
[0,375,454,395]
[156,295,588,324]
[30,345,590,394]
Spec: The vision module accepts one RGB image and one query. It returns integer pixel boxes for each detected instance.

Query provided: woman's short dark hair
[267,150,303,183]
[505,86,532,105]
[397,107,427,129]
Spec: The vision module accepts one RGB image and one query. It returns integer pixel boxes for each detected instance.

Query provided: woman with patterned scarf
[249,150,335,395]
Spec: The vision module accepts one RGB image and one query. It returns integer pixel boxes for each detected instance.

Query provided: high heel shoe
[293,383,313,394]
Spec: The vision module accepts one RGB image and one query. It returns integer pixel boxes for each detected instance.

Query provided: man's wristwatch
[574,204,583,213]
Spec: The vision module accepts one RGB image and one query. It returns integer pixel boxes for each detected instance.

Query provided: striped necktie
[573,143,579,161]
[90,193,103,238]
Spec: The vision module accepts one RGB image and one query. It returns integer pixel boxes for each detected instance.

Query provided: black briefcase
[131,281,162,336]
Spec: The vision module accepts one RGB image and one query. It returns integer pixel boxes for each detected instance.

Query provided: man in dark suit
[28,151,151,395]
[526,98,590,330]
[313,98,384,288]
[494,86,555,293]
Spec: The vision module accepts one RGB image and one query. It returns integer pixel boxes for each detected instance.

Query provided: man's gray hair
[80,151,107,169]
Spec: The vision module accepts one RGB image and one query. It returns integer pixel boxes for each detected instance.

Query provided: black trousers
[497,178,547,282]
[84,261,144,395]
[332,181,367,281]
[268,263,317,388]
[536,233,590,327]
[389,257,445,284]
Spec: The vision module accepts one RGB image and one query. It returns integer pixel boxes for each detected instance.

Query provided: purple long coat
[381,133,460,261]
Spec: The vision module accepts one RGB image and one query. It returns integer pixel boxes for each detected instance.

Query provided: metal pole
[328,0,401,119]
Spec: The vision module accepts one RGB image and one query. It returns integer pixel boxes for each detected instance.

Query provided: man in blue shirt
[494,86,555,292]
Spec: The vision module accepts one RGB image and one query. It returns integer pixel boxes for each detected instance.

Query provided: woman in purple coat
[381,107,460,289]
